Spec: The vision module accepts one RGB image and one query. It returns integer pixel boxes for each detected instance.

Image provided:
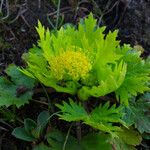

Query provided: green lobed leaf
[112,138,136,150]
[46,129,79,150]
[116,49,150,105]
[123,93,150,133]
[34,111,50,138]
[80,133,112,150]
[5,64,35,88]
[56,100,126,135]
[37,111,50,127]
[56,99,88,122]
[78,61,127,100]
[0,77,33,107]
[46,129,112,150]
[111,127,142,150]
[84,102,125,136]
[116,127,142,146]
[24,118,37,134]
[12,127,36,142]
[0,64,35,107]
[33,143,51,150]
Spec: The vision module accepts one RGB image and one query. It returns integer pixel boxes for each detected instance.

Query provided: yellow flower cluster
[49,50,92,80]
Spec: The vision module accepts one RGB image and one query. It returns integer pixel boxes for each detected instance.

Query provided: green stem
[47,111,61,121]
[56,0,61,29]
[76,121,81,143]
[63,123,73,150]
[41,83,53,111]
[47,15,56,29]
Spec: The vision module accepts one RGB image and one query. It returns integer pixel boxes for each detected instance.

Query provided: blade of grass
[55,0,61,29]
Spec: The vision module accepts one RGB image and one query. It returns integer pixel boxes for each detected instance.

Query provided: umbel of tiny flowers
[48,48,92,81]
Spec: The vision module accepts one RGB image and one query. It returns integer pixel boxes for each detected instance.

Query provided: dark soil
[118,0,150,55]
[0,0,150,69]
[0,0,150,150]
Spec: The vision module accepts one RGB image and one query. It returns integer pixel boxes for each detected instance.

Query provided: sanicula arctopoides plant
[21,13,150,105]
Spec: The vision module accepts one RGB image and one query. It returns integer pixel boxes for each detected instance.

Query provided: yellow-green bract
[21,13,150,105]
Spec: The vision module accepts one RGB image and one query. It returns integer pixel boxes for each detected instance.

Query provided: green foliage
[12,126,37,142]
[112,127,142,150]
[35,130,112,150]
[33,143,50,150]
[56,100,125,136]
[0,64,35,107]
[13,118,113,150]
[11,99,144,150]
[2,13,149,149]
[46,129,79,150]
[85,102,126,135]
[12,111,50,141]
[116,127,142,146]
[123,93,150,134]
[56,99,88,121]
[80,133,112,150]
[21,13,150,105]
[32,128,141,150]
[116,48,150,105]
